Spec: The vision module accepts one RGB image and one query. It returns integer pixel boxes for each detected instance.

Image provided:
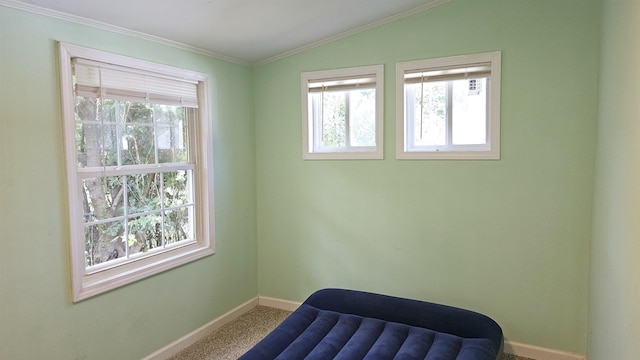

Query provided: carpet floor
[169,306,534,360]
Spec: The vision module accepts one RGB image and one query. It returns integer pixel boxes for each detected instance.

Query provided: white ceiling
[5,0,448,65]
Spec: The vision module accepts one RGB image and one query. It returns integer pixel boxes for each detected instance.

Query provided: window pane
[154,104,183,124]
[452,78,487,145]
[163,170,191,207]
[75,122,117,168]
[127,173,162,214]
[125,102,153,123]
[411,82,446,146]
[122,102,155,165]
[349,89,376,147]
[102,99,124,123]
[122,123,155,165]
[128,213,163,255]
[164,207,193,245]
[75,97,119,168]
[85,220,124,267]
[83,176,125,222]
[321,91,346,148]
[155,105,188,163]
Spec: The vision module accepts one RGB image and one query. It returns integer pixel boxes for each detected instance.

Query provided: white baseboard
[504,340,586,360]
[258,295,302,312]
[142,296,259,360]
[143,295,586,360]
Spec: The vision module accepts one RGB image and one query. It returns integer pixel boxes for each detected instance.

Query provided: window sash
[309,90,378,153]
[74,99,191,169]
[405,78,490,152]
[81,168,196,272]
[403,63,493,152]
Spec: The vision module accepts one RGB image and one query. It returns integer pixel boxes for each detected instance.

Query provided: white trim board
[504,340,586,360]
[142,297,258,360]
[144,295,586,360]
[258,295,302,312]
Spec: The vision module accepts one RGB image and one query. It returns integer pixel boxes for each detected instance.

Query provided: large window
[302,65,384,159]
[396,51,501,159]
[59,43,215,302]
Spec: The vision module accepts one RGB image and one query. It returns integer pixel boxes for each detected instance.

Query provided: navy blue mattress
[240,289,503,360]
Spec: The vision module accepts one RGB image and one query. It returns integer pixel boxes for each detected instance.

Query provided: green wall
[589,0,640,358]
[0,6,257,360]
[1,0,618,358]
[254,0,600,354]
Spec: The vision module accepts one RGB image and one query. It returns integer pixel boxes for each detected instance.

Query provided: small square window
[302,65,384,160]
[396,51,501,159]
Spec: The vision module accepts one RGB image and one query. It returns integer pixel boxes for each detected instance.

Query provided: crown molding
[0,0,252,66]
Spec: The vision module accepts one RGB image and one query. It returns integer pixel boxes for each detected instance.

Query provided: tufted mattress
[239,289,503,360]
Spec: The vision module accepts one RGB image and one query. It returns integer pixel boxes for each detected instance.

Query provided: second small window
[302,65,384,160]
[396,51,501,159]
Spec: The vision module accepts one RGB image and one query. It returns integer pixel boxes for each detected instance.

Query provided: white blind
[73,58,199,108]
[307,73,377,93]
[404,62,491,84]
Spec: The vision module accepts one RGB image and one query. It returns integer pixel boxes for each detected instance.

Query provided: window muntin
[59,43,214,301]
[396,52,501,159]
[302,65,384,160]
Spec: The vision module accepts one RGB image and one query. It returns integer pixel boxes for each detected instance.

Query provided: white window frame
[58,42,215,302]
[302,65,384,160]
[396,51,501,160]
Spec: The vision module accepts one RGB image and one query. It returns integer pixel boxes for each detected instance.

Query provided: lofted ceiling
[4,0,448,65]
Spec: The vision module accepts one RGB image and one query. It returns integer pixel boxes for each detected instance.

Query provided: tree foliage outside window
[320,91,346,148]
[75,97,194,268]
[409,81,447,147]
[317,88,377,149]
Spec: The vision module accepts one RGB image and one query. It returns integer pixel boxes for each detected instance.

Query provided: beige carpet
[169,306,291,360]
[169,306,534,360]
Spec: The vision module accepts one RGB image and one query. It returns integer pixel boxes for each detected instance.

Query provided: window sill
[396,149,500,160]
[303,149,383,160]
[73,243,214,302]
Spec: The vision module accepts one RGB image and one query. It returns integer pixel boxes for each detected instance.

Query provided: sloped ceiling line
[0,0,451,67]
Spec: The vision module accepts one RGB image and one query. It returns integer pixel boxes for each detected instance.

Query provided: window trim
[302,65,384,160]
[58,42,215,302]
[396,51,501,160]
